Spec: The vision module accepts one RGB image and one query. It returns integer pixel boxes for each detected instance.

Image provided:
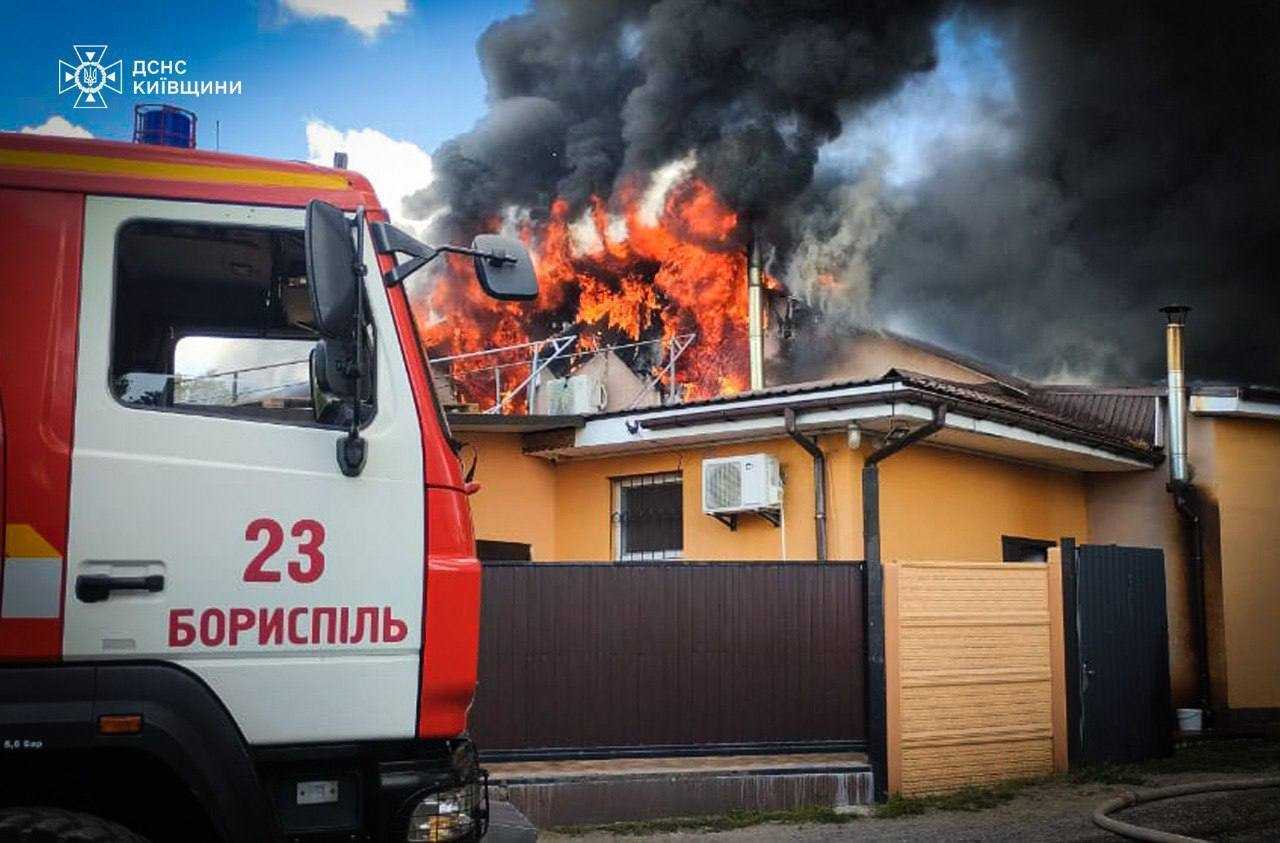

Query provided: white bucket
[1176,708,1203,732]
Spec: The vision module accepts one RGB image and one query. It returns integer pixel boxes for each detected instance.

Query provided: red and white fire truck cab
[0,132,536,842]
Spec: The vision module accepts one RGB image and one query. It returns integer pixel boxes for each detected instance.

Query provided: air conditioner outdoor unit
[702,453,782,514]
[542,374,608,415]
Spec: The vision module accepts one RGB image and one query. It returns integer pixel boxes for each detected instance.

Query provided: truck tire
[0,808,150,843]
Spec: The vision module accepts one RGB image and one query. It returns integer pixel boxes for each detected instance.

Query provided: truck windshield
[395,280,462,444]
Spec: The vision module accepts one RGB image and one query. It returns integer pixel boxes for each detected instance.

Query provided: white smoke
[784,164,898,325]
[638,152,697,228]
[568,208,605,255]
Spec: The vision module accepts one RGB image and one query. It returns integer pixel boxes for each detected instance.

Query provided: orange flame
[416,176,764,410]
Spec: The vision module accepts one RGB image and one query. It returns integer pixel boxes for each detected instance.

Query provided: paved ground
[543,776,1280,841]
[541,739,1280,841]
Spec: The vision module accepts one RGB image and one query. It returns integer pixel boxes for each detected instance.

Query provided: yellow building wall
[1084,469,1199,705]
[461,431,560,560]
[878,444,1090,564]
[819,332,995,386]
[551,434,862,562]
[462,428,1091,568]
[1208,417,1280,709]
[1082,412,1219,709]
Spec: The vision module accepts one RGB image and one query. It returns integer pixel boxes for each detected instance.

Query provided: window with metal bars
[612,472,683,562]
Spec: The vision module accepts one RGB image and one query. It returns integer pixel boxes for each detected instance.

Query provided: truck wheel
[0,808,150,843]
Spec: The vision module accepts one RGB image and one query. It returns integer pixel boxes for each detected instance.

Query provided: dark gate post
[859,406,945,801]
[1059,536,1082,766]
[864,464,888,801]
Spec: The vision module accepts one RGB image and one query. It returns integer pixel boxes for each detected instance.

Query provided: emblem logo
[58,45,122,109]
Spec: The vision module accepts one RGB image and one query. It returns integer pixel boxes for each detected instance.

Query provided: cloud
[305,121,434,236]
[19,115,93,139]
[280,0,407,38]
[819,18,1017,189]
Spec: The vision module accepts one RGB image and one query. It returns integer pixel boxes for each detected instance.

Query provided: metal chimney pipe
[1161,304,1213,717]
[747,234,765,391]
[1162,305,1191,482]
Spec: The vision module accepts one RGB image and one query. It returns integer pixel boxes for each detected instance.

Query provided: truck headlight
[406,780,481,842]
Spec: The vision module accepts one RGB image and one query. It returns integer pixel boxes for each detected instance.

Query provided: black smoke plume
[869,2,1280,384]
[409,0,942,236]
[410,0,1280,386]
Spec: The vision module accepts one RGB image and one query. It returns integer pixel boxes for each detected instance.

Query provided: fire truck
[0,132,536,842]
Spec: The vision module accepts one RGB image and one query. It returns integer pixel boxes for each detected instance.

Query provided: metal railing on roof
[174,357,309,404]
[429,333,696,414]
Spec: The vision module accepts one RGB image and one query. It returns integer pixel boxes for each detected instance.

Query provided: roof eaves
[893,377,1157,462]
[624,375,1156,464]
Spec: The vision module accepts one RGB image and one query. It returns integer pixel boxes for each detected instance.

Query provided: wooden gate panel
[885,559,1068,796]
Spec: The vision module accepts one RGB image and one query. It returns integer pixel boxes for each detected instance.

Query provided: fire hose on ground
[1093,777,1280,842]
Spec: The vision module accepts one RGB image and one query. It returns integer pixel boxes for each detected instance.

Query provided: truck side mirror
[471,234,537,300]
[304,200,370,477]
[370,222,539,301]
[304,200,358,341]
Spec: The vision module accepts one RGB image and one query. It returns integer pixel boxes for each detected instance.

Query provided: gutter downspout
[1161,305,1212,720]
[864,405,946,802]
[1171,480,1211,718]
[784,408,827,562]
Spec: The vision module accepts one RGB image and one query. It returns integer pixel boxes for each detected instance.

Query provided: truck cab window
[173,337,313,409]
[110,220,373,426]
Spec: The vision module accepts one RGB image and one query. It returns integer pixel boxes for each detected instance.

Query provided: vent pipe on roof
[1161,304,1213,722]
[1162,305,1191,482]
[747,233,765,392]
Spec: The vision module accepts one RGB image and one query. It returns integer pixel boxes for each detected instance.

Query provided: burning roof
[410,0,1280,405]
[418,175,767,410]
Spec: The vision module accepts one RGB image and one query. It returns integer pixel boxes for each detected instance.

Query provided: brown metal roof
[889,371,1158,457]
[1035,390,1158,447]
[621,369,1159,462]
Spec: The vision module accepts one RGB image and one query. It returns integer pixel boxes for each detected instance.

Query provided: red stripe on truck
[420,490,481,737]
[0,187,82,661]
[374,217,480,739]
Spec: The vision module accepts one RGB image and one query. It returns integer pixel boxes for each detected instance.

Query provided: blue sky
[0,2,1014,236]
[0,0,526,159]
[819,17,1015,187]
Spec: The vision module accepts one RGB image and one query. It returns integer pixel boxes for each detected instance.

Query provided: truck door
[63,196,426,744]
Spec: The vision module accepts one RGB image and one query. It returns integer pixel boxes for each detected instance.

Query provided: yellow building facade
[455,357,1280,721]
[462,428,1091,567]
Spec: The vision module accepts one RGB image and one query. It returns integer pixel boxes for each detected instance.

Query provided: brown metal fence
[471,562,866,759]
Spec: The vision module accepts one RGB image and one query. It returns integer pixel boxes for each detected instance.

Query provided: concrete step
[486,752,873,829]
[485,799,539,842]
